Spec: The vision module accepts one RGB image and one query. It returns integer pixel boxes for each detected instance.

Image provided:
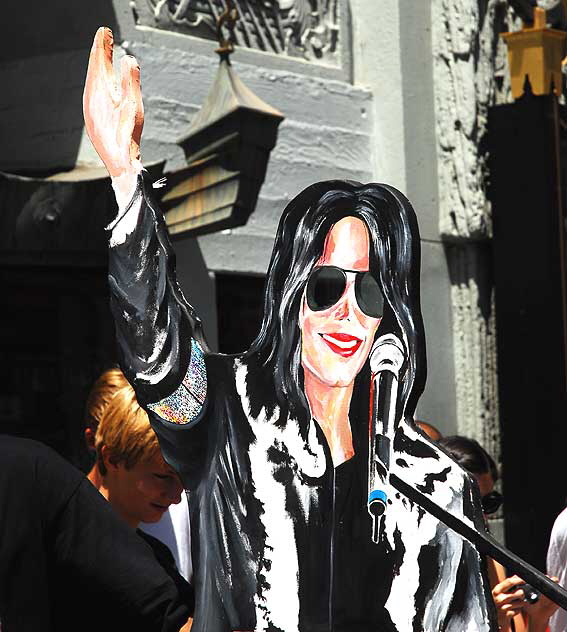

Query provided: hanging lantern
[160,2,284,237]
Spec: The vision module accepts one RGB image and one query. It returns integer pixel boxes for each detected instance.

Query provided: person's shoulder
[0,434,84,500]
[551,506,567,536]
[0,434,61,470]
[548,506,567,574]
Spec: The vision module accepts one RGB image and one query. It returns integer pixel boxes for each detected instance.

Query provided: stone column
[431,0,520,465]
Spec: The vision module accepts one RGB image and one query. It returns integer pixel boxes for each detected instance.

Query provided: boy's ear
[84,427,96,451]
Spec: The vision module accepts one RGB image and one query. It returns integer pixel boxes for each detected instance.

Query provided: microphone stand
[368,334,567,612]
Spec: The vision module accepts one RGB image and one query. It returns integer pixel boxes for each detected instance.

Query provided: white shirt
[548,506,567,632]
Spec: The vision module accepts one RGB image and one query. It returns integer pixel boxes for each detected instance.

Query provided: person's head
[95,384,183,528]
[437,435,502,516]
[248,181,425,433]
[415,420,442,442]
[84,367,129,451]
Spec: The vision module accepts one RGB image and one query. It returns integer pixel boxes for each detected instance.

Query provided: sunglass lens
[355,272,384,318]
[481,491,503,515]
[307,267,346,311]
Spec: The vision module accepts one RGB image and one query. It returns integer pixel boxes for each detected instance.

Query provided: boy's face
[105,451,184,528]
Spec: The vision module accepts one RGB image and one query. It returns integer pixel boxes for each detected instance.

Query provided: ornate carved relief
[133,0,341,66]
[432,0,517,242]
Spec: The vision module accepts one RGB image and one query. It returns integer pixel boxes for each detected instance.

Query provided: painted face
[108,451,184,527]
[299,217,382,388]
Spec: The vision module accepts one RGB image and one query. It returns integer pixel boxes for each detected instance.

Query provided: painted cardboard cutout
[110,171,498,632]
[83,27,530,632]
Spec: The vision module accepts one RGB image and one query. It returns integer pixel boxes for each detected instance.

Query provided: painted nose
[332,282,355,320]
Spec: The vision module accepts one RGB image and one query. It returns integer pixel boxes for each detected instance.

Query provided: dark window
[0,265,117,471]
[215,273,265,355]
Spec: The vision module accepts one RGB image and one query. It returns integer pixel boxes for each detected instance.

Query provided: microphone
[367,334,406,543]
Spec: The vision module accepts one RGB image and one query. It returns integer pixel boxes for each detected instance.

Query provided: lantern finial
[216,0,238,60]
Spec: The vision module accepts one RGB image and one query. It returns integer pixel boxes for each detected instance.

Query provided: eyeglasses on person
[481,490,503,515]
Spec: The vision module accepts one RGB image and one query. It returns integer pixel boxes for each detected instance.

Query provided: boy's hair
[84,367,129,433]
[95,384,160,476]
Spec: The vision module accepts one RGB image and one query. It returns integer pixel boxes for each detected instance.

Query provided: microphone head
[369,334,405,376]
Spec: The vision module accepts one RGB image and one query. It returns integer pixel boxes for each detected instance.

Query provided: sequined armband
[147,339,207,425]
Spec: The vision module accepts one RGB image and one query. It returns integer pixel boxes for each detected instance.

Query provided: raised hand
[83,27,144,184]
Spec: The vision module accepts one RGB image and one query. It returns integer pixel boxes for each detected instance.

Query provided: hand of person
[83,27,144,192]
[492,575,529,626]
[525,577,560,632]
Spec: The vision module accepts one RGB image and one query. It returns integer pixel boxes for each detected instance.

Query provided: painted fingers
[83,27,144,179]
[120,55,144,151]
[89,27,118,101]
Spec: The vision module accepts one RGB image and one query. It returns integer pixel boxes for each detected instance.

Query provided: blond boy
[95,384,184,528]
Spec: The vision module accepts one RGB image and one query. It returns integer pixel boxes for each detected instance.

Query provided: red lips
[319,332,363,357]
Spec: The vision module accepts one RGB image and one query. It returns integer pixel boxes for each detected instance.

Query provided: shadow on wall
[0,1,120,174]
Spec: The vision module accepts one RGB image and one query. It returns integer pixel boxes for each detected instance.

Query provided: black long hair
[245,180,426,437]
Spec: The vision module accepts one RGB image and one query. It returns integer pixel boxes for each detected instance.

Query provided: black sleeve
[108,170,208,406]
[49,476,191,632]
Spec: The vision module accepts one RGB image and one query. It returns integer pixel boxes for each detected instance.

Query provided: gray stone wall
[0,2,120,173]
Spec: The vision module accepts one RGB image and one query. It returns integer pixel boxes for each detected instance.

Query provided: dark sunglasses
[481,490,503,515]
[306,265,384,318]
